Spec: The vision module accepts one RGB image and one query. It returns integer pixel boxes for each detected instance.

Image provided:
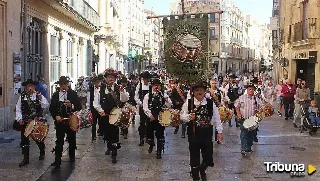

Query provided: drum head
[109,108,122,125]
[243,116,259,129]
[159,110,172,127]
[70,113,80,131]
[31,121,49,142]
[24,120,35,137]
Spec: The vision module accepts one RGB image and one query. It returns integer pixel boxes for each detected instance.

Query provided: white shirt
[15,93,49,121]
[180,97,223,133]
[142,91,172,118]
[93,84,129,113]
[134,82,150,106]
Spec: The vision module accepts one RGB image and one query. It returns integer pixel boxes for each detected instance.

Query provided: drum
[30,119,49,142]
[218,106,233,123]
[158,109,173,127]
[170,109,181,127]
[243,116,260,131]
[69,113,80,131]
[24,119,36,137]
[77,109,92,129]
[109,108,122,125]
[118,108,132,128]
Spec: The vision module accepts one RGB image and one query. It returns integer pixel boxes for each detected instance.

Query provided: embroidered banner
[163,15,209,82]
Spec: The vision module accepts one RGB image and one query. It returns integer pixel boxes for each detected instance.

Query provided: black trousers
[138,108,148,138]
[20,124,45,150]
[146,120,165,141]
[283,97,294,118]
[91,110,100,138]
[54,122,76,158]
[189,140,213,167]
[101,116,120,145]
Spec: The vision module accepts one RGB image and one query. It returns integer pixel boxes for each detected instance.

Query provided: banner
[163,15,209,82]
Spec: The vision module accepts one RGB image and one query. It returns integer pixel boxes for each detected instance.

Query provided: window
[66,38,73,78]
[210,28,216,40]
[50,33,61,83]
[209,13,216,23]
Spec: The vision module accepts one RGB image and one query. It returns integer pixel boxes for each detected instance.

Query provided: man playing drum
[235,83,262,156]
[180,81,223,181]
[143,77,172,159]
[134,71,152,146]
[49,76,82,169]
[93,68,129,163]
[15,79,49,167]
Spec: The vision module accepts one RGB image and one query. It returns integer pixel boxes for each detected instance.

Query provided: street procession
[2,0,320,180]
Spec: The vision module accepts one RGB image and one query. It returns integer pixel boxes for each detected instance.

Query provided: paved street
[1,114,320,181]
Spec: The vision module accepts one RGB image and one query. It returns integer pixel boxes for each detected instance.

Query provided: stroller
[300,101,320,135]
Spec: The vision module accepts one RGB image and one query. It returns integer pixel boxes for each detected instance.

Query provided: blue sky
[143,0,272,24]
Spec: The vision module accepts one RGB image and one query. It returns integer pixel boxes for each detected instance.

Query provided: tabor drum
[118,108,132,128]
[243,116,260,131]
[218,106,233,123]
[109,108,122,125]
[24,119,36,137]
[261,103,274,117]
[158,109,173,127]
[30,119,49,142]
[69,113,80,131]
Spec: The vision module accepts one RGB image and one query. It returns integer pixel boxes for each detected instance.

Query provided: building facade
[280,0,320,96]
[270,0,281,81]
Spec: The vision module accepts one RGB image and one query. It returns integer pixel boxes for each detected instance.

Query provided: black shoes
[293,123,298,128]
[105,149,111,155]
[39,151,45,160]
[156,151,161,159]
[148,146,154,153]
[138,138,144,146]
[19,157,29,167]
[123,134,128,139]
[111,155,117,163]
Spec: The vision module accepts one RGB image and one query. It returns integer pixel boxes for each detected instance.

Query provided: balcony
[292,18,318,46]
[44,0,100,31]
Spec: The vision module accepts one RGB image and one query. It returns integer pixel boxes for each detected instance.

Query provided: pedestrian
[281,79,296,120]
[143,77,172,159]
[89,75,103,141]
[180,81,223,181]
[75,76,88,109]
[36,74,48,98]
[15,79,49,167]
[274,79,284,116]
[49,76,82,169]
[294,80,310,130]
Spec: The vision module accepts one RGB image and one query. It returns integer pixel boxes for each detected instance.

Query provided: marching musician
[170,79,187,137]
[119,77,130,139]
[206,79,223,144]
[226,74,240,127]
[49,76,81,169]
[15,79,49,167]
[134,71,152,146]
[143,77,172,159]
[93,68,129,164]
[180,81,223,181]
[235,83,262,156]
[89,75,104,141]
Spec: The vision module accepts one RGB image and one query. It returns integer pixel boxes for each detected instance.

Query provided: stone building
[0,0,21,131]
[280,0,320,96]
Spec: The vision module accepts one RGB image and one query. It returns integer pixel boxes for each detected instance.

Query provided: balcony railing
[293,18,318,42]
[60,0,99,30]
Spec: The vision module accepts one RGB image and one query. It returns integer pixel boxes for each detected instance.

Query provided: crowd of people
[13,69,320,181]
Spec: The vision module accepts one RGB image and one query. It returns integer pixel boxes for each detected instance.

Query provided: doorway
[296,59,315,98]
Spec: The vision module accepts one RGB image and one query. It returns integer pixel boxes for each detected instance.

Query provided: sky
[143,0,272,24]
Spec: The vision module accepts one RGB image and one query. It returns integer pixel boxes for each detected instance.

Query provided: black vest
[100,83,121,114]
[227,83,239,102]
[139,82,150,101]
[21,92,43,120]
[148,89,165,115]
[187,98,214,142]
[207,88,222,107]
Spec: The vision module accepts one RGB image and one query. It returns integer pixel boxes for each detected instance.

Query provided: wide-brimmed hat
[55,76,70,85]
[229,74,238,79]
[151,78,162,85]
[22,79,38,86]
[91,74,104,83]
[246,83,256,89]
[251,77,259,84]
[192,81,207,90]
[120,77,128,83]
[129,74,136,80]
[140,71,151,79]
[104,68,118,78]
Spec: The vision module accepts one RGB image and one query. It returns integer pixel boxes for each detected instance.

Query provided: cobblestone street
[1,115,320,181]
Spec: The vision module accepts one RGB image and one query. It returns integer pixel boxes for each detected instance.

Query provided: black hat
[246,83,256,89]
[120,77,128,83]
[129,74,136,80]
[22,79,38,86]
[55,76,70,85]
[151,78,162,85]
[91,75,103,83]
[229,74,238,79]
[251,77,259,84]
[140,71,151,79]
[192,81,207,90]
